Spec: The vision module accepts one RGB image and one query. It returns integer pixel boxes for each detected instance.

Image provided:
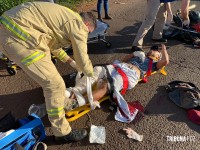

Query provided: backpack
[166,80,200,110]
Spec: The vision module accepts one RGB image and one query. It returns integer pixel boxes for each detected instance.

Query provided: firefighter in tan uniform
[0,2,97,142]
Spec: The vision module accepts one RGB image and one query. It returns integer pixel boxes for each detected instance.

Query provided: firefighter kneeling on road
[0,2,97,143]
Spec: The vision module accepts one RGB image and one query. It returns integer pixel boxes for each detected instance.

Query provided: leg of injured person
[69,78,108,101]
[65,78,109,109]
[65,66,109,108]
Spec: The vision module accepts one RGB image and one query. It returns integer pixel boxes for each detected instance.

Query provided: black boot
[55,129,88,142]
[98,14,102,21]
[104,14,112,20]
[131,46,143,52]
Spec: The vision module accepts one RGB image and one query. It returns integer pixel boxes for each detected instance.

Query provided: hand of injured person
[123,128,143,142]
[133,51,145,62]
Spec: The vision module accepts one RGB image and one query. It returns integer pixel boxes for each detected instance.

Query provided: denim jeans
[97,0,109,16]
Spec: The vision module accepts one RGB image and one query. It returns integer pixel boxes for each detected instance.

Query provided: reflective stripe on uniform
[47,107,64,116]
[21,51,46,66]
[57,51,67,61]
[0,15,30,41]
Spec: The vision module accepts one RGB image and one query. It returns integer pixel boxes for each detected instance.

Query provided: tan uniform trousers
[0,26,73,137]
[133,0,167,47]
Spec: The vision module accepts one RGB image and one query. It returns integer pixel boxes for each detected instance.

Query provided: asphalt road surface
[0,0,200,149]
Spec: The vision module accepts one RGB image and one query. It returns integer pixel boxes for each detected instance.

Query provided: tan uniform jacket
[3,2,93,76]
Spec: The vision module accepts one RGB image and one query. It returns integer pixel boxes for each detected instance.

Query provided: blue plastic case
[0,114,46,150]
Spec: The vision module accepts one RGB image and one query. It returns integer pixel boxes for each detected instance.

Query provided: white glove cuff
[69,60,76,69]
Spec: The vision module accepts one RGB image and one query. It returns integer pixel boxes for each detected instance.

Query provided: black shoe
[131,46,143,52]
[55,129,88,142]
[104,15,112,20]
[98,14,102,22]
[152,38,167,43]
[98,17,102,22]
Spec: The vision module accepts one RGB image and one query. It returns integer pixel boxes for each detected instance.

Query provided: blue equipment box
[0,114,46,150]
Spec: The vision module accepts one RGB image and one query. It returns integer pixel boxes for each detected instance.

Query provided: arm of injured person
[122,51,145,62]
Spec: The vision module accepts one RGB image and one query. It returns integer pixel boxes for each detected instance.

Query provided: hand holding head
[147,45,162,61]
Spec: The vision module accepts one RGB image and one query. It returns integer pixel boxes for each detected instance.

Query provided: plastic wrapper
[123,128,143,142]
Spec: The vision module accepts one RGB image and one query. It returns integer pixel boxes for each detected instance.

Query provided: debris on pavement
[123,127,143,142]
[114,2,127,5]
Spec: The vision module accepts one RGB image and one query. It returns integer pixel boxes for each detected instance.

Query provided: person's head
[80,12,97,33]
[147,45,162,61]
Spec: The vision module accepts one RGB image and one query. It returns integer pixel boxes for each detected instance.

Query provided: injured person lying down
[65,44,169,108]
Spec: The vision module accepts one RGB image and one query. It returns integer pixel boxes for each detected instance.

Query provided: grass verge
[0,0,95,15]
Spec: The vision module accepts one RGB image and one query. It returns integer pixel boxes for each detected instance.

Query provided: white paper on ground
[89,124,106,144]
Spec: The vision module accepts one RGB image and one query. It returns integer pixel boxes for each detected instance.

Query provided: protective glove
[69,60,77,68]
[133,51,145,62]
[123,128,143,142]
[183,19,190,27]
[69,60,81,72]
